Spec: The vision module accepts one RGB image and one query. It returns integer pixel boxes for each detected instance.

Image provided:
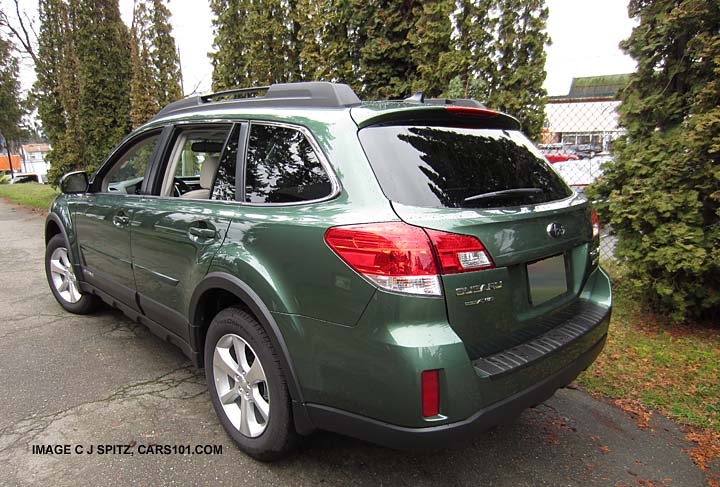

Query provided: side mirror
[60,171,89,194]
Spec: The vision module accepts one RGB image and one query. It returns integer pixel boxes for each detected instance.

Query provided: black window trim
[239,120,341,207]
[232,122,249,203]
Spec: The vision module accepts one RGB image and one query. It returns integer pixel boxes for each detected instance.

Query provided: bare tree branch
[187,77,205,96]
[0,0,38,65]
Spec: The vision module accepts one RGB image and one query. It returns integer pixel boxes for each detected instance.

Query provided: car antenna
[404,91,425,103]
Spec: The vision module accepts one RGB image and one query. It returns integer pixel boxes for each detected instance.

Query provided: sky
[11,0,637,99]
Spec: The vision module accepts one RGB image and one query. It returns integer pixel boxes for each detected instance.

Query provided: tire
[45,234,97,314]
[204,306,298,461]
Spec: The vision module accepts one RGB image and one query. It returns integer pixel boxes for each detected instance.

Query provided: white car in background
[550,155,613,193]
[9,173,48,184]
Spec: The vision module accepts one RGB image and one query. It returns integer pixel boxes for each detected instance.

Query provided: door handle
[112,214,130,226]
[188,226,217,239]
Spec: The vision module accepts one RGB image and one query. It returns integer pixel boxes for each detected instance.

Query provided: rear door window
[359,126,572,209]
[244,124,333,204]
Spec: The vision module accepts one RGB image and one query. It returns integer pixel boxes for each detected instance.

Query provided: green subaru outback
[45,82,611,460]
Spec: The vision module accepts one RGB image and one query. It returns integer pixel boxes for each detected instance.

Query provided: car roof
[144,81,520,132]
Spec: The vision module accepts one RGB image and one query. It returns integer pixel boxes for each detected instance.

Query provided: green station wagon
[45,82,611,460]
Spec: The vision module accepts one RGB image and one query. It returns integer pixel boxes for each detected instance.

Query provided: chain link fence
[540,97,624,260]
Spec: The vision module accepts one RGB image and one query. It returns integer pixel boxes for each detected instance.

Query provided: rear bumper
[306,330,607,450]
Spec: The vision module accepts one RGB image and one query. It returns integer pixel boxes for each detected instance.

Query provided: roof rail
[152,82,362,121]
[200,86,270,102]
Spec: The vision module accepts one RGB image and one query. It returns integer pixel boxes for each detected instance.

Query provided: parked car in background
[551,155,612,193]
[44,82,611,460]
[10,173,48,184]
[545,153,580,164]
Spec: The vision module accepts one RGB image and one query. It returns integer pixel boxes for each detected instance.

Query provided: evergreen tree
[487,0,550,140]
[297,0,357,86]
[74,0,132,173]
[445,0,496,99]
[359,0,420,99]
[244,0,292,85]
[210,0,296,89]
[130,0,158,127]
[54,5,85,182]
[36,0,87,185]
[210,0,251,90]
[587,0,720,322]
[409,0,454,96]
[0,33,24,150]
[35,0,68,154]
[130,0,182,127]
[150,0,182,107]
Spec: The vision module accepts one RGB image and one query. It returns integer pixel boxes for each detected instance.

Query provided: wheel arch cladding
[189,272,305,404]
[45,217,62,244]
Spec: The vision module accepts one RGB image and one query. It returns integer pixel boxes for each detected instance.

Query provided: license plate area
[527,254,568,306]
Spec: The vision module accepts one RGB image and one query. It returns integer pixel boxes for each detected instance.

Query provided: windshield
[359,125,572,209]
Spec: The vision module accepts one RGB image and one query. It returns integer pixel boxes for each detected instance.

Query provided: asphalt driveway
[0,199,710,487]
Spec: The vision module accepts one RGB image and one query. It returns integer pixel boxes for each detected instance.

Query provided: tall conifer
[210,0,251,90]
[359,0,420,99]
[0,33,24,156]
[74,0,132,172]
[488,0,550,139]
[130,0,182,126]
[150,0,182,107]
[587,0,720,321]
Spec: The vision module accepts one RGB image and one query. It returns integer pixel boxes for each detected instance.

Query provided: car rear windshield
[359,125,572,209]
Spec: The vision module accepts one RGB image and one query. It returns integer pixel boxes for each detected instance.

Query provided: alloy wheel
[213,333,270,438]
[49,247,81,304]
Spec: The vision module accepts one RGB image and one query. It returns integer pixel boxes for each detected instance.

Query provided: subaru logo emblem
[547,222,565,239]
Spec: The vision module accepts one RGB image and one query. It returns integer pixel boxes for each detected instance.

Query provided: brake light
[425,229,495,273]
[591,209,600,239]
[324,222,441,295]
[445,106,499,117]
[421,370,440,417]
[324,222,495,296]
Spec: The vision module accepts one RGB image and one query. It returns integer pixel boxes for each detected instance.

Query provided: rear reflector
[421,370,440,417]
[324,222,495,295]
[591,209,600,239]
[425,229,495,274]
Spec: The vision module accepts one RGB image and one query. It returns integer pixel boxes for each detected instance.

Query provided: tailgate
[357,122,596,359]
[393,200,594,358]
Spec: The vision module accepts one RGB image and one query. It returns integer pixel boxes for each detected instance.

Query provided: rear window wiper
[462,188,544,203]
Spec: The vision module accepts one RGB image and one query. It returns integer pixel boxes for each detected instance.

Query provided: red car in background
[545,153,580,164]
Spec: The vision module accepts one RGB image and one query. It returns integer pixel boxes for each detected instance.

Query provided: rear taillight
[324,222,495,296]
[425,229,495,274]
[591,209,600,239]
[324,222,441,296]
[421,369,440,417]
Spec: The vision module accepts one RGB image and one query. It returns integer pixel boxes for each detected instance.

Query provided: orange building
[0,154,21,171]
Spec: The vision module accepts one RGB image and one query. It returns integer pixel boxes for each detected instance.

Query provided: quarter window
[244,124,332,204]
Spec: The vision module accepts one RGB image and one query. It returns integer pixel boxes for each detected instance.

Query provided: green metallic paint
[72,193,149,307]
[272,266,610,429]
[208,198,397,326]
[392,196,596,358]
[46,99,613,436]
[130,197,234,336]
